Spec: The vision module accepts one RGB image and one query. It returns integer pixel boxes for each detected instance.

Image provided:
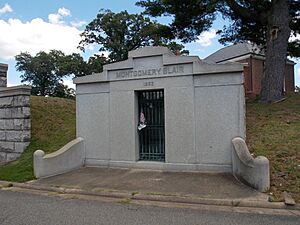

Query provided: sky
[0,0,299,89]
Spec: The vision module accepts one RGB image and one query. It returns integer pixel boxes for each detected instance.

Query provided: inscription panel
[109,64,193,81]
[143,81,154,87]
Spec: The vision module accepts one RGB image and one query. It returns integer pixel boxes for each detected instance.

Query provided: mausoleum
[75,46,245,171]
[34,46,270,191]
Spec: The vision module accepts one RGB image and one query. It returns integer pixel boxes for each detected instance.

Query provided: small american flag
[138,108,146,131]
[140,109,145,124]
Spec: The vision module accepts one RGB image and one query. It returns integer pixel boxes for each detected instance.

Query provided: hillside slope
[0,96,76,181]
[247,93,300,202]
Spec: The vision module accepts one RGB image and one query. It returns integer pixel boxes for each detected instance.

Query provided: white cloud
[63,79,75,89]
[48,13,61,24]
[70,20,86,28]
[0,16,81,60]
[58,7,71,17]
[197,29,217,47]
[0,3,12,15]
[48,7,71,24]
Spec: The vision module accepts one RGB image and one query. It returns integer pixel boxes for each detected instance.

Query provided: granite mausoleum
[0,63,31,163]
[34,46,270,191]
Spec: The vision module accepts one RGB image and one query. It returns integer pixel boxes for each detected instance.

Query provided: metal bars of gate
[138,90,165,161]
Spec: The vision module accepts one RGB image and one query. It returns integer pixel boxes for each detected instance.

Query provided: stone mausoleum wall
[0,63,31,163]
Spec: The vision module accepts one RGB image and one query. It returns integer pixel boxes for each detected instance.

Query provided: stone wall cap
[0,85,31,97]
[73,72,107,84]
[0,63,8,75]
[128,46,173,58]
[0,63,8,69]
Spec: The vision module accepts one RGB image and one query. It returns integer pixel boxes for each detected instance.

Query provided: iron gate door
[138,90,165,161]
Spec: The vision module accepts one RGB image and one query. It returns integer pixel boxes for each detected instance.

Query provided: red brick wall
[285,64,295,92]
[237,57,295,98]
[250,58,264,96]
[237,59,252,94]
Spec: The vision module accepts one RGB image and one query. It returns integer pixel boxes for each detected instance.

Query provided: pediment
[74,46,243,84]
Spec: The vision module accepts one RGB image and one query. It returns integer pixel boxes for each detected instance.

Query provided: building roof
[205,42,264,63]
[74,46,244,84]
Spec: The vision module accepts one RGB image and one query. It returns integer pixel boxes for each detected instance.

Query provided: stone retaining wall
[0,63,31,163]
[0,63,7,87]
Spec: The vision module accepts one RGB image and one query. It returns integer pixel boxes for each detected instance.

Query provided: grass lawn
[247,92,300,202]
[0,93,299,202]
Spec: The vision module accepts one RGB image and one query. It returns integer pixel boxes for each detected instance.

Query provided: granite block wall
[0,63,7,87]
[0,63,31,163]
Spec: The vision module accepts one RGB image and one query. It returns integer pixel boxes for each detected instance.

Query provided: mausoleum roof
[73,46,244,85]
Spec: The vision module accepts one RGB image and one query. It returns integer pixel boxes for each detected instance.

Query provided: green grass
[246,92,300,202]
[0,93,299,202]
[0,96,76,182]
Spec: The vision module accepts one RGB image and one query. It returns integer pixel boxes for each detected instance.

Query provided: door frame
[136,89,165,162]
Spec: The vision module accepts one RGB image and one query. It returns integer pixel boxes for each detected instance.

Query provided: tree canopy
[137,0,300,102]
[79,9,188,61]
[15,50,85,97]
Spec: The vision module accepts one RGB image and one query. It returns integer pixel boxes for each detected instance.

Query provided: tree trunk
[260,0,291,102]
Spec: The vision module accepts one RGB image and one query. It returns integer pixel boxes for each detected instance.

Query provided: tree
[85,53,111,75]
[137,0,300,102]
[163,41,189,55]
[15,50,86,97]
[79,9,185,61]
[52,83,75,99]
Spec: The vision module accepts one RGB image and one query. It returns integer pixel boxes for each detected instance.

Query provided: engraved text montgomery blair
[116,65,184,79]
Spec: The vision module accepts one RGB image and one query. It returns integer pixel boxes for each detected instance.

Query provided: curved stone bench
[232,137,270,192]
[33,137,85,178]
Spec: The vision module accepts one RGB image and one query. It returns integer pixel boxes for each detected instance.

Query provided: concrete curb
[1,180,299,211]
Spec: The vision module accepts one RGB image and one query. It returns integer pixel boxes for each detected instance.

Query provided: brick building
[205,43,295,98]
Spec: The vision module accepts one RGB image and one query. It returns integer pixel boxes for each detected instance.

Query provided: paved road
[0,190,299,225]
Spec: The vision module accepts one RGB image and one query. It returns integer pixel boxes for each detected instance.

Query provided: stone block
[0,152,6,162]
[23,119,31,129]
[0,119,15,130]
[0,96,13,107]
[0,119,31,130]
[0,131,5,141]
[13,95,30,107]
[13,119,24,130]
[0,77,7,87]
[10,107,21,118]
[22,107,30,118]
[5,131,23,142]
[10,119,31,130]
[0,108,6,118]
[0,141,14,152]
[9,107,30,118]
[22,130,31,142]
[0,119,4,129]
[14,142,30,153]
[4,119,14,130]
[0,108,11,119]
[6,152,20,161]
